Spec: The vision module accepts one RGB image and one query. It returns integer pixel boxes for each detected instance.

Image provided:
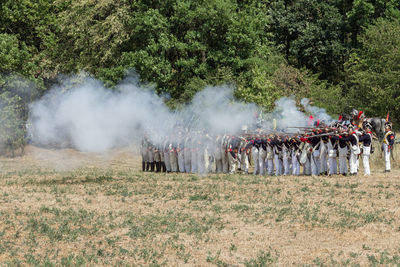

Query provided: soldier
[169,141,178,172]
[282,136,291,175]
[319,133,329,175]
[153,145,161,172]
[184,133,192,173]
[299,135,312,176]
[214,135,223,173]
[266,135,274,175]
[177,137,185,173]
[382,122,395,172]
[140,136,149,171]
[326,134,338,175]
[147,140,155,172]
[342,125,360,175]
[308,131,321,176]
[227,135,241,174]
[159,144,166,172]
[163,137,171,173]
[271,135,283,176]
[222,134,230,173]
[238,137,250,174]
[332,125,349,175]
[359,123,373,176]
[259,136,267,175]
[191,133,198,173]
[289,136,301,176]
[245,135,260,175]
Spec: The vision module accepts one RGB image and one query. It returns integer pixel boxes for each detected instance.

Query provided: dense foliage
[0,0,399,154]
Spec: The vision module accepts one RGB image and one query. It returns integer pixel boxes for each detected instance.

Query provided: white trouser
[252,147,260,174]
[148,151,154,162]
[274,154,282,176]
[228,151,238,174]
[184,150,191,173]
[338,146,348,174]
[259,148,267,175]
[349,150,358,174]
[178,151,185,173]
[320,152,328,174]
[328,157,337,175]
[170,151,178,172]
[164,152,171,171]
[191,151,198,173]
[383,144,391,171]
[283,149,291,175]
[197,150,205,174]
[214,148,223,173]
[311,149,320,175]
[291,151,300,176]
[239,151,249,173]
[303,155,311,175]
[267,158,274,175]
[362,146,371,175]
[222,151,229,173]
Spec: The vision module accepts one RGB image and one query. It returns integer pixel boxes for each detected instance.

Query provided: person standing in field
[359,123,373,176]
[382,122,395,173]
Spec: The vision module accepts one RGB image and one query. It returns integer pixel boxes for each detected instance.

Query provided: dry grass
[1,145,400,266]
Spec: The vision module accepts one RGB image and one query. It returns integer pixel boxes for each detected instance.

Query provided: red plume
[308,115,314,126]
[338,115,343,121]
[357,111,363,120]
[386,112,390,122]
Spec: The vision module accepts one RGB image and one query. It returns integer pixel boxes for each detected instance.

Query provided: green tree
[345,18,400,124]
[268,0,346,81]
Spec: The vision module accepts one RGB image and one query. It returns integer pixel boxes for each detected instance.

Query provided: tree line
[0,0,399,154]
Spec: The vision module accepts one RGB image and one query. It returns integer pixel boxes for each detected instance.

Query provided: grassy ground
[0,145,400,266]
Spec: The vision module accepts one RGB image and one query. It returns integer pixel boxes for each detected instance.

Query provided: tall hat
[385,122,392,129]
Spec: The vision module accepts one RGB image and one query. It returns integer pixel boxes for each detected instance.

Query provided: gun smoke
[28,73,332,152]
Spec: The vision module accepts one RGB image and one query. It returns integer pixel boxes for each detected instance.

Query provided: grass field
[1,145,400,266]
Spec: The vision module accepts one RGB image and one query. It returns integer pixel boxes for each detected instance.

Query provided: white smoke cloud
[301,98,332,123]
[28,72,334,153]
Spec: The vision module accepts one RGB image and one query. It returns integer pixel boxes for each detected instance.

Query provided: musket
[301,132,342,138]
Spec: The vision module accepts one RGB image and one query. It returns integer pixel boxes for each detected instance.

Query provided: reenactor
[221,134,230,173]
[147,141,155,172]
[191,133,198,173]
[271,135,283,176]
[326,134,338,175]
[319,132,329,175]
[184,133,192,173]
[238,138,250,174]
[163,137,171,172]
[259,136,267,175]
[214,135,223,173]
[177,138,185,173]
[266,135,274,175]
[342,125,360,175]
[245,135,260,175]
[333,125,349,175]
[359,123,373,176]
[299,135,311,175]
[140,136,149,171]
[382,122,395,172]
[169,141,178,172]
[153,145,161,172]
[282,136,291,175]
[289,136,301,176]
[227,135,241,174]
[307,131,321,176]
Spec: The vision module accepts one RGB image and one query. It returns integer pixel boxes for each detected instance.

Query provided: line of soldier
[140,121,395,176]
